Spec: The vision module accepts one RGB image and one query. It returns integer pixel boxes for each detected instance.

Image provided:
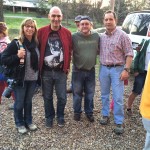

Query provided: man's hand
[120,70,129,81]
[134,72,139,77]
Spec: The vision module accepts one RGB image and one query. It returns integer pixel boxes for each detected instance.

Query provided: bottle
[124,79,128,86]
[19,45,25,65]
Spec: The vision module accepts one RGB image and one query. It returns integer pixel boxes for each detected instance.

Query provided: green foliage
[4,14,77,40]
[5,17,50,29]
[37,0,50,15]
[48,0,61,6]
[0,0,4,21]
[115,0,128,25]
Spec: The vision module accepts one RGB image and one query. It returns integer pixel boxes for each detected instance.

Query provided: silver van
[122,10,150,58]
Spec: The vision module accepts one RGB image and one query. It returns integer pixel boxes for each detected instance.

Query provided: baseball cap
[79,16,92,22]
[75,15,82,22]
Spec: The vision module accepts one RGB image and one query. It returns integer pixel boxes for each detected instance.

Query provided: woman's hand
[17,49,25,58]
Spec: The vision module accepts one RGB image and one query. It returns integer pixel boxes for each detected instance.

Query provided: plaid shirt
[99,28,133,65]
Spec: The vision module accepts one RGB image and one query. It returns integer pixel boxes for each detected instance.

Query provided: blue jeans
[14,81,36,127]
[72,67,95,115]
[142,117,150,150]
[42,70,67,120]
[99,65,124,124]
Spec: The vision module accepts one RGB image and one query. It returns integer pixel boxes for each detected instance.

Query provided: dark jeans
[14,81,36,127]
[72,67,95,115]
[42,70,67,121]
[133,71,147,95]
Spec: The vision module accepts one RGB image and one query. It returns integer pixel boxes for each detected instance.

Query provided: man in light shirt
[99,10,133,135]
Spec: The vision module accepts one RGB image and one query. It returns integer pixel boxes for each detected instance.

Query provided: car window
[130,13,150,36]
[122,14,135,34]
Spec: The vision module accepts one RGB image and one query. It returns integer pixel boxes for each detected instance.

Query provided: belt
[103,64,122,67]
[74,67,95,71]
[45,68,63,71]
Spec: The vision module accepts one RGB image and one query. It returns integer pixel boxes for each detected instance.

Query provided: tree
[70,0,79,17]
[37,0,52,15]
[125,0,148,11]
[143,0,150,9]
[109,0,115,11]
[0,0,4,22]
[48,0,61,6]
[90,0,104,25]
[76,0,91,15]
[114,0,128,25]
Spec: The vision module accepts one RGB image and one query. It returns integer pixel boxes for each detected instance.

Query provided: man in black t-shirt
[38,6,72,128]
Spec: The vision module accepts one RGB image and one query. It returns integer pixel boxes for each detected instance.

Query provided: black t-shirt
[43,31,64,70]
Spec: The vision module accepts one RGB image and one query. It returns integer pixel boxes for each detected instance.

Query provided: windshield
[122,13,135,34]
[122,13,150,36]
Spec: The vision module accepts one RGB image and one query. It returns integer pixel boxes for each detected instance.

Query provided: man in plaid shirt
[99,10,133,135]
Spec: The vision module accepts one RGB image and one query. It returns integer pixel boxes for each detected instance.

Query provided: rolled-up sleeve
[121,33,134,57]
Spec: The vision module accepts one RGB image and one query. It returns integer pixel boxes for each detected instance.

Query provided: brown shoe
[114,124,124,135]
[99,116,109,125]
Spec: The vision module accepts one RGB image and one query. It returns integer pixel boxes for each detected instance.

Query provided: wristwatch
[124,68,130,73]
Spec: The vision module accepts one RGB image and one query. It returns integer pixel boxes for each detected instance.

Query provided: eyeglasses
[24,25,35,29]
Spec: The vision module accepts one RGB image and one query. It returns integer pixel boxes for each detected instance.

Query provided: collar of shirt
[105,27,117,36]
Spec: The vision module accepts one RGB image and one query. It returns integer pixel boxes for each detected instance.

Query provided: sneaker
[114,124,124,135]
[126,108,132,116]
[86,114,94,122]
[17,126,27,134]
[45,119,53,128]
[57,118,65,127]
[28,124,37,131]
[67,87,72,93]
[99,116,109,125]
[74,113,81,121]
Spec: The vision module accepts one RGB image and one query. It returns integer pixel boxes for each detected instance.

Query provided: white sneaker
[28,124,37,131]
[17,126,27,134]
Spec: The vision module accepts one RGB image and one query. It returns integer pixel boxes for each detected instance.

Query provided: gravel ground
[0,72,145,150]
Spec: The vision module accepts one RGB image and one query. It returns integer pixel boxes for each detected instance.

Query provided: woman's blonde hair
[19,18,38,44]
[0,22,8,36]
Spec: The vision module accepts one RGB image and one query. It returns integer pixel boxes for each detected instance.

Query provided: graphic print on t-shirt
[44,31,63,68]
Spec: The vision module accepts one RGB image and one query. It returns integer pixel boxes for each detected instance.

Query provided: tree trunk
[0,0,4,22]
[110,0,115,11]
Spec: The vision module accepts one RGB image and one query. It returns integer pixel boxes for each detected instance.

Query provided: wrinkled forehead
[104,13,116,20]
[80,19,91,24]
